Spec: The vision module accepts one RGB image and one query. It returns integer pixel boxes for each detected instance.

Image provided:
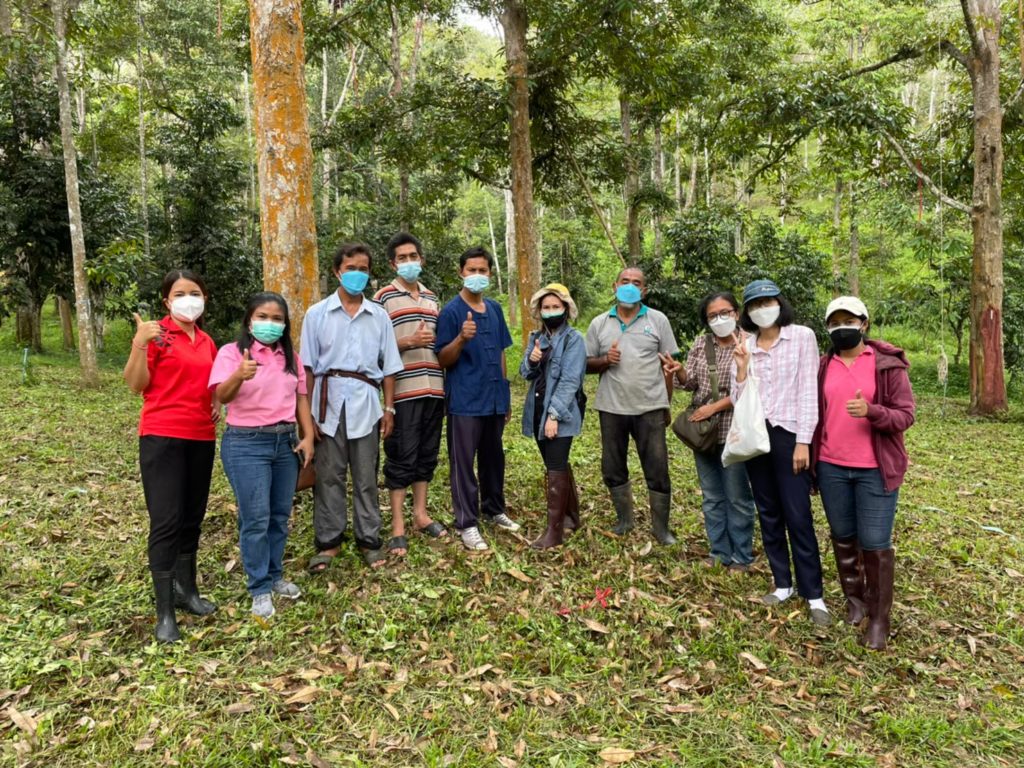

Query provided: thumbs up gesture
[410,319,435,349]
[846,388,869,418]
[132,312,163,347]
[606,338,621,366]
[460,311,477,341]
[237,348,259,381]
[529,337,543,363]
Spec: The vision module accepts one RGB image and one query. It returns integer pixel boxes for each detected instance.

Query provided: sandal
[308,553,335,574]
[361,546,388,569]
[388,536,408,558]
[414,521,448,539]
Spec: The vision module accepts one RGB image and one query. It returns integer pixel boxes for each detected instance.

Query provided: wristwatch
[383,405,397,415]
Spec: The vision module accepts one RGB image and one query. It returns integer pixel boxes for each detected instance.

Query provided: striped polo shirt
[373,280,445,402]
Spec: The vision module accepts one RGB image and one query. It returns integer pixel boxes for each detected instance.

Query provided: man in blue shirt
[301,243,404,570]
[435,247,519,551]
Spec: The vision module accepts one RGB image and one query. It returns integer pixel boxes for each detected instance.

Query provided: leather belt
[318,369,381,422]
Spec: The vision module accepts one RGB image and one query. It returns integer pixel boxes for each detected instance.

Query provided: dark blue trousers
[446,413,506,530]
[744,425,824,599]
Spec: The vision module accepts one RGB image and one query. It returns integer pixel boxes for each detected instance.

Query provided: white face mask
[170,295,205,323]
[748,304,780,329]
[708,316,736,338]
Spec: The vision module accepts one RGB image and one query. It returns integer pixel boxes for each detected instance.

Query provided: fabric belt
[318,369,382,422]
[226,422,296,434]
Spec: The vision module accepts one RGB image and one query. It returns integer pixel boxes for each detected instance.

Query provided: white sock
[771,587,794,602]
[807,598,828,613]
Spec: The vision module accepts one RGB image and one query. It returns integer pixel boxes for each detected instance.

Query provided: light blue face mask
[615,283,642,305]
[340,270,369,295]
[250,320,285,344]
[464,274,490,294]
[396,261,422,282]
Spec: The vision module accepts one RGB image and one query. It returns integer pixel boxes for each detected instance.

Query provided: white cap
[825,296,868,323]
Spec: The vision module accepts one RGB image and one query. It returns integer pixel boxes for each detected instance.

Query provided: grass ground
[1,316,1023,767]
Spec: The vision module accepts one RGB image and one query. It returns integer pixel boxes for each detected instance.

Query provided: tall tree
[499,0,539,344]
[51,0,99,385]
[247,0,319,340]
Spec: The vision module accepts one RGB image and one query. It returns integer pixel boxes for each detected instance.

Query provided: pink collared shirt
[208,341,307,427]
[732,324,819,444]
[818,346,878,468]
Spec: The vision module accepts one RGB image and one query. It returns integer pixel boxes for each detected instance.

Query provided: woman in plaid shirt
[675,292,756,572]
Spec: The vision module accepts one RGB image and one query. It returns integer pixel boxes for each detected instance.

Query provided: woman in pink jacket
[812,297,915,650]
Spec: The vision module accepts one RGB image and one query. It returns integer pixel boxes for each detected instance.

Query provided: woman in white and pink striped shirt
[732,279,828,627]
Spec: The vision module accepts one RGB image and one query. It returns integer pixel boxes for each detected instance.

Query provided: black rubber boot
[609,483,634,536]
[831,536,868,625]
[173,553,217,616]
[649,490,677,545]
[152,571,181,644]
[531,470,569,550]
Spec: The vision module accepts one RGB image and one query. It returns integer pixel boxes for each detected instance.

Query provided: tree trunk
[849,182,860,295]
[486,200,503,294]
[136,0,150,262]
[504,187,517,327]
[58,296,75,350]
[673,113,682,212]
[966,0,1007,414]
[242,69,257,249]
[16,303,43,352]
[248,0,319,343]
[499,0,539,345]
[620,94,641,262]
[652,119,663,260]
[685,135,698,210]
[321,47,331,226]
[832,178,843,295]
[52,0,99,386]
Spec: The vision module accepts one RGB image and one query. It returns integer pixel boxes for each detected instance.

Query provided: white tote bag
[721,343,771,467]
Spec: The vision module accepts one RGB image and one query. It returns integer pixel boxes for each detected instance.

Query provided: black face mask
[830,327,863,351]
[542,314,566,331]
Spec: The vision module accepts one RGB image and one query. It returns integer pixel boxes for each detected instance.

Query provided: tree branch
[568,153,626,267]
[940,39,971,72]
[877,127,971,214]
[1005,78,1024,110]
[958,0,983,60]
[839,46,922,80]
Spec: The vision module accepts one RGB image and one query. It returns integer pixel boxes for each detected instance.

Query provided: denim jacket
[519,324,586,440]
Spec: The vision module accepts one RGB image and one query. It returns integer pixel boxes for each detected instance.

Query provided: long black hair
[160,269,208,329]
[235,291,297,376]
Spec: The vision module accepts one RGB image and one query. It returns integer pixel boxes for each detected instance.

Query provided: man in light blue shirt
[301,243,403,570]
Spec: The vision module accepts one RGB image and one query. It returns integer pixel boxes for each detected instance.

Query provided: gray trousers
[313,408,382,552]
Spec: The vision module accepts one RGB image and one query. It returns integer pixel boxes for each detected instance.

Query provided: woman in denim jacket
[520,283,587,549]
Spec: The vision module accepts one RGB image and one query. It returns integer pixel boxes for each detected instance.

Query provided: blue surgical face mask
[464,274,490,294]
[615,283,642,305]
[250,320,285,344]
[340,270,369,295]
[396,261,422,282]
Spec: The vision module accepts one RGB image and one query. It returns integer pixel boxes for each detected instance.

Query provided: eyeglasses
[707,310,736,322]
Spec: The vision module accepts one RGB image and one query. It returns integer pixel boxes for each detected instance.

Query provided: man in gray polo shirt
[585,267,681,544]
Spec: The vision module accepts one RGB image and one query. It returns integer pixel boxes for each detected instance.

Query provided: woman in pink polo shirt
[209,292,315,619]
[812,296,915,650]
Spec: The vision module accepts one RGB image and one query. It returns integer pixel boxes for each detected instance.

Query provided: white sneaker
[272,579,301,600]
[460,526,489,551]
[485,513,521,532]
[251,593,275,619]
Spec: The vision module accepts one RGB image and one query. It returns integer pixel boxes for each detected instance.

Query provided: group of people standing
[126,235,914,653]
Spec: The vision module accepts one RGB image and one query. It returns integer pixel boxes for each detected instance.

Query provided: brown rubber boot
[531,470,569,549]
[831,537,867,625]
[564,465,581,533]
[862,548,895,651]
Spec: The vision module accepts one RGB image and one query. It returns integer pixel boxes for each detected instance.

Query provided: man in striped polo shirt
[373,233,449,556]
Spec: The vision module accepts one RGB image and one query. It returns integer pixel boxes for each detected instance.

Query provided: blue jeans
[693,445,756,565]
[221,428,299,596]
[816,461,898,550]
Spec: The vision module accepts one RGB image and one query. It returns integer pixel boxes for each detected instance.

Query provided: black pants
[447,413,505,530]
[744,425,823,599]
[383,397,445,489]
[139,436,215,573]
[598,410,670,493]
[535,437,573,471]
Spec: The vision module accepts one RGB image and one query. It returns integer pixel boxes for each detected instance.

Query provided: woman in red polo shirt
[812,296,915,651]
[124,269,219,643]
